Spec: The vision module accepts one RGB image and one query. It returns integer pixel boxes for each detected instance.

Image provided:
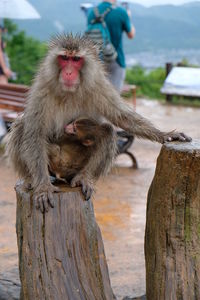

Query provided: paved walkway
[0,99,199,299]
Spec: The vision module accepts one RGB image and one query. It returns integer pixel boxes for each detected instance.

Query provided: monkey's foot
[163,132,192,143]
[18,180,32,191]
[71,175,94,201]
[34,184,60,213]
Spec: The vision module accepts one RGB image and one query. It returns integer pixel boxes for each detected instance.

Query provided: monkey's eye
[72,56,81,62]
[61,55,69,61]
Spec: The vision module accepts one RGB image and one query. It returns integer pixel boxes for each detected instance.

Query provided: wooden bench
[161,63,200,102]
[0,83,136,122]
[0,83,29,127]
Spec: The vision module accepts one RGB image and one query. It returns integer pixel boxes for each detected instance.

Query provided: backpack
[85,6,117,63]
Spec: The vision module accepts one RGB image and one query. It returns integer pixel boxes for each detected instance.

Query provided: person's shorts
[106,60,126,92]
[0,66,4,75]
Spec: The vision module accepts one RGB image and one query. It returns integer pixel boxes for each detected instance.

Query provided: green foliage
[170,96,200,107]
[126,65,166,99]
[177,58,199,68]
[4,19,47,85]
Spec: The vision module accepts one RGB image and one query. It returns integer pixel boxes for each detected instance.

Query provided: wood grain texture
[16,183,115,300]
[145,140,200,300]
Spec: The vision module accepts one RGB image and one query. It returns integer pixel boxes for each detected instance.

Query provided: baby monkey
[48,118,117,202]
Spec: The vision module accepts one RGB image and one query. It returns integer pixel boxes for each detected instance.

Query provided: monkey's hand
[71,174,94,201]
[34,183,60,213]
[162,132,192,144]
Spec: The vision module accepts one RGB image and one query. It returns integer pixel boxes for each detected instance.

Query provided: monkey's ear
[82,139,94,147]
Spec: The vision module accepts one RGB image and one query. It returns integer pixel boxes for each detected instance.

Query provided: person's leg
[106,60,125,92]
[0,75,8,84]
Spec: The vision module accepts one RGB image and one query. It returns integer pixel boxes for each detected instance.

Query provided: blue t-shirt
[87,2,131,68]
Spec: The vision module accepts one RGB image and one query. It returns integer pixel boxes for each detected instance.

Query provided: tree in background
[4,19,47,85]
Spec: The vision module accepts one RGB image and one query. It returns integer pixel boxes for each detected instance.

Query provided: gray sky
[126,0,200,6]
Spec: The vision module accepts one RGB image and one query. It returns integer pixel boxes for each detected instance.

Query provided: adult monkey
[6,34,191,212]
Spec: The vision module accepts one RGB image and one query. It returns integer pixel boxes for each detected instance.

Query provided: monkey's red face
[58,54,84,92]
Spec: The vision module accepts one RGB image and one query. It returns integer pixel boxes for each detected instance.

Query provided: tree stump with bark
[16,182,115,300]
[145,140,200,300]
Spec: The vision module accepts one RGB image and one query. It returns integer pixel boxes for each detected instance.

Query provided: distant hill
[14,1,200,53]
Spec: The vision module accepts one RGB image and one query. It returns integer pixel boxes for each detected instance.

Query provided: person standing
[0,26,12,84]
[87,0,135,92]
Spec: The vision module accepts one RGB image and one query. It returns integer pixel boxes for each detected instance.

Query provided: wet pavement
[0,99,200,299]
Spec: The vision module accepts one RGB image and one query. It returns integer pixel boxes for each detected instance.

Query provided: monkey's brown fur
[48,118,117,192]
[6,34,191,212]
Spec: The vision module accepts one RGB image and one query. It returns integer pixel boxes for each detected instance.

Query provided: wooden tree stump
[16,182,115,300]
[145,140,200,300]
